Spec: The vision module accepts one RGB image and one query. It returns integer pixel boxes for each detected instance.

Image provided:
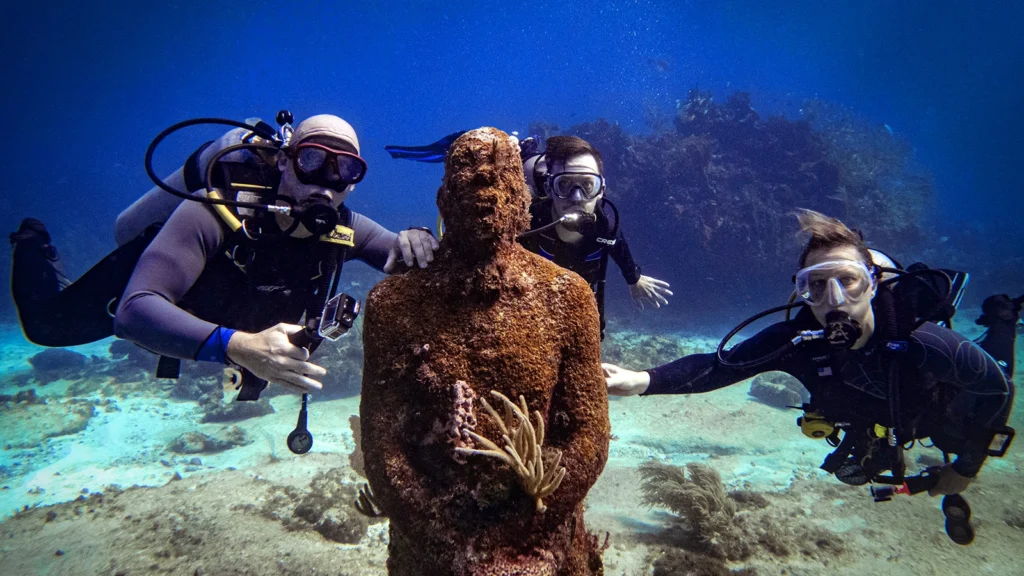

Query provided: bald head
[290,114,360,154]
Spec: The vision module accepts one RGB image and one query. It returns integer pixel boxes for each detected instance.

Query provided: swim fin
[384,131,467,163]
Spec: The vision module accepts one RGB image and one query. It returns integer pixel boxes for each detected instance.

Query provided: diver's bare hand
[603,363,650,396]
[629,275,673,310]
[384,228,439,272]
[226,323,326,394]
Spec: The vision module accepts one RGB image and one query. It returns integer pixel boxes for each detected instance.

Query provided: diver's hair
[544,136,604,174]
[795,209,873,268]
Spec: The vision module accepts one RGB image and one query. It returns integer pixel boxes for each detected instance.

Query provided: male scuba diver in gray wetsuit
[11,112,438,405]
[605,210,1016,545]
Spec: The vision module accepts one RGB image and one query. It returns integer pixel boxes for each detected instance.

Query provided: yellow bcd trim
[320,224,356,247]
[799,412,835,439]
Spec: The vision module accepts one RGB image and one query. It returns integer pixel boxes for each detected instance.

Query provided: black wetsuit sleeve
[347,212,397,272]
[608,226,642,285]
[114,201,226,360]
[909,322,1014,477]
[645,321,799,395]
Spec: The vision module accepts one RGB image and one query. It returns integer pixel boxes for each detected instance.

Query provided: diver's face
[276,144,354,237]
[802,245,877,329]
[548,154,603,219]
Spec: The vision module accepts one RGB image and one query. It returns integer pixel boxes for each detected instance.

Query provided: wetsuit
[12,126,396,358]
[518,198,641,338]
[114,199,394,360]
[643,307,1014,479]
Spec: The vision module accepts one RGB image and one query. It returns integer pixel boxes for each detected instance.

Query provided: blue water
[1,1,1023,574]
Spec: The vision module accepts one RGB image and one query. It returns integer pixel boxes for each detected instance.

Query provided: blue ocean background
[3,0,1022,325]
[1,1,1022,574]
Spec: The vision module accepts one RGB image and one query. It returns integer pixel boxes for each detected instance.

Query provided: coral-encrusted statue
[360,127,610,575]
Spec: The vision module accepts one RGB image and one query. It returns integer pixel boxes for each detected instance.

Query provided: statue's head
[437,128,531,252]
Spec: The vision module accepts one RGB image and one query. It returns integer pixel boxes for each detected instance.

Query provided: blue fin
[384,131,467,163]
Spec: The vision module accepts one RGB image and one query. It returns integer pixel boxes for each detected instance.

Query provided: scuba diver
[385,131,673,339]
[517,135,672,339]
[603,209,1015,545]
[11,113,438,399]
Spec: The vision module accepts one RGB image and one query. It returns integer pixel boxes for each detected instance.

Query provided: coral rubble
[360,128,610,575]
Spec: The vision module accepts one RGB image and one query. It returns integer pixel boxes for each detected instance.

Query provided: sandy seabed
[0,324,1021,576]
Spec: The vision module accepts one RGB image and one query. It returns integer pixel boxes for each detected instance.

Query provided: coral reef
[28,348,88,373]
[107,339,157,382]
[601,331,717,371]
[638,461,844,563]
[457,390,567,513]
[747,371,809,408]
[0,394,96,449]
[360,128,609,575]
[167,426,251,454]
[260,468,374,544]
[537,89,935,320]
[27,349,89,384]
[639,462,736,546]
[650,548,758,576]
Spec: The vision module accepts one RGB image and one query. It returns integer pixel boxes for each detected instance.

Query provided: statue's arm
[543,278,611,514]
[359,286,432,523]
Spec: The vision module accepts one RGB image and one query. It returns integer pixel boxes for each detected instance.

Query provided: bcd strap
[155,356,181,379]
[319,224,355,247]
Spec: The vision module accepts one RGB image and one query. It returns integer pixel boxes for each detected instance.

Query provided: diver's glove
[976,294,1022,327]
[927,464,975,496]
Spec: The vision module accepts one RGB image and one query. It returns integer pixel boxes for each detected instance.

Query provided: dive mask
[796,260,876,307]
[288,142,367,190]
[547,172,605,200]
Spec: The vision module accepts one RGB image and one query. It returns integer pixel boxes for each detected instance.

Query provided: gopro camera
[318,293,360,341]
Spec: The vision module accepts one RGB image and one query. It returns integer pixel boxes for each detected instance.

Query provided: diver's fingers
[420,233,438,261]
[383,250,400,273]
[653,292,669,306]
[276,324,311,361]
[398,234,416,267]
[647,278,671,288]
[276,371,324,394]
[411,235,429,268]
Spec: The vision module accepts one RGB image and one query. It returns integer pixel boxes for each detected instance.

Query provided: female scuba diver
[603,209,1015,545]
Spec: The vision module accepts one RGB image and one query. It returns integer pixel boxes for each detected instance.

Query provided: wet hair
[544,136,604,174]
[795,209,873,268]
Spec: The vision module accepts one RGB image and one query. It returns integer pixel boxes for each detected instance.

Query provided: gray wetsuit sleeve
[114,201,226,359]
[348,211,397,271]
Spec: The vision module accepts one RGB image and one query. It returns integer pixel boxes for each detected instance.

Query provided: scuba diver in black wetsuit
[604,209,1016,545]
[517,136,672,339]
[10,113,438,430]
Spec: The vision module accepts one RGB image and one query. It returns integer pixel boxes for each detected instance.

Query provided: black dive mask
[824,310,862,350]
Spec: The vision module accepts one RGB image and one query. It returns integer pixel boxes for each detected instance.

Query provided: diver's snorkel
[518,211,597,239]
